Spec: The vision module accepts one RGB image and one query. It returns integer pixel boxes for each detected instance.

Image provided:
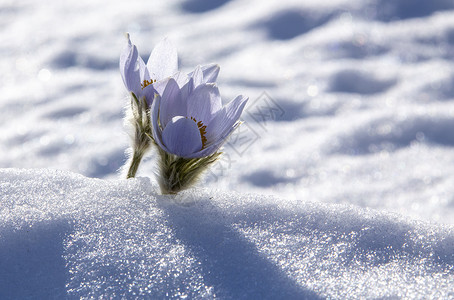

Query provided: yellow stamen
[191,117,208,149]
[141,78,156,89]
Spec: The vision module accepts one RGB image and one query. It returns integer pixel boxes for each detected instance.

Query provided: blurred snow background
[1,0,454,298]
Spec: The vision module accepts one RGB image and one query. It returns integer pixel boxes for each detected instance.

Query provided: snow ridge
[1,169,453,298]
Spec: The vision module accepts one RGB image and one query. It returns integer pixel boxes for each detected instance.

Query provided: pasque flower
[120,33,177,104]
[120,34,177,178]
[120,34,222,179]
[151,66,248,194]
[120,33,220,105]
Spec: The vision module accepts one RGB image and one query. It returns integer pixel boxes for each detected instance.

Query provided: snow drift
[1,168,453,299]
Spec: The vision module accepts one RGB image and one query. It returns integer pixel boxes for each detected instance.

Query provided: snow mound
[1,168,453,299]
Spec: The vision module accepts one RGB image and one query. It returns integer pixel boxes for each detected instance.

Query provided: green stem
[126,150,145,179]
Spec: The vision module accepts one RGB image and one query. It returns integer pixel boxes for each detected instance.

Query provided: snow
[1,168,453,299]
[1,0,454,298]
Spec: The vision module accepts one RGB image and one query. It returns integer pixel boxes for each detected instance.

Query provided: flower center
[191,117,207,149]
[141,78,156,89]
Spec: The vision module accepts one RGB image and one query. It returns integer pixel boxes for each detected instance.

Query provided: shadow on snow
[0,220,72,299]
[158,199,322,299]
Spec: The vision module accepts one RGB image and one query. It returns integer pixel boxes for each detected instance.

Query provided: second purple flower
[151,66,248,194]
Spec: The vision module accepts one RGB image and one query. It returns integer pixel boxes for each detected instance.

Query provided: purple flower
[119,34,178,104]
[119,34,221,105]
[151,67,248,159]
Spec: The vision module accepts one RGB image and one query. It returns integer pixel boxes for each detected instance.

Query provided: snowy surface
[1,0,454,298]
[1,168,453,299]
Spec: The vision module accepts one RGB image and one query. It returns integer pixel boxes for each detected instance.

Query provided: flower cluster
[120,34,248,194]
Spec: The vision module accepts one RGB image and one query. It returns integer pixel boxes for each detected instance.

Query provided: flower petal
[119,34,142,96]
[147,38,178,81]
[141,75,173,106]
[141,84,158,106]
[207,94,248,142]
[191,65,203,88]
[135,56,150,98]
[187,64,220,84]
[180,65,204,100]
[162,116,203,157]
[180,76,194,102]
[201,64,220,83]
[159,79,186,127]
[172,71,189,88]
[139,56,150,82]
[151,95,170,153]
[186,138,222,158]
[187,83,223,125]
[187,122,239,158]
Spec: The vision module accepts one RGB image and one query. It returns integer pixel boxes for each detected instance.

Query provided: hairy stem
[157,148,221,194]
[126,150,145,179]
[124,93,153,179]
